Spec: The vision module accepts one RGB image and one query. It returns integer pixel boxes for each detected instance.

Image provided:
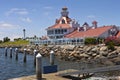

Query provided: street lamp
[23,29,26,40]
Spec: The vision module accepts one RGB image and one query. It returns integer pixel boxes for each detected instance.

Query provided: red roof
[116,31,120,38]
[65,26,113,38]
[47,24,72,30]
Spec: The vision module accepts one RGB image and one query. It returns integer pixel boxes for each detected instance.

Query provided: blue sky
[0,0,120,40]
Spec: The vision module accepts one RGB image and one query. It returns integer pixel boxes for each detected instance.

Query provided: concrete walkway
[8,73,70,80]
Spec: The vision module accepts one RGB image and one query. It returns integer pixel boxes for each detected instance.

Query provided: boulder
[87,52,92,56]
[100,46,108,51]
[86,46,92,52]
[115,48,120,54]
[69,51,76,56]
[108,51,118,58]
[94,55,101,59]
[65,45,75,51]
[80,53,89,58]
[103,60,114,66]
[100,51,108,57]
[92,53,97,57]
[110,57,120,64]
[91,46,98,53]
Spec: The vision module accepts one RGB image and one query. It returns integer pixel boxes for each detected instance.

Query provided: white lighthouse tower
[23,29,26,40]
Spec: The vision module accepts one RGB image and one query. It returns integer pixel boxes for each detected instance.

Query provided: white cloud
[87,15,96,19]
[20,17,32,23]
[44,12,50,16]
[43,6,53,10]
[10,34,23,41]
[0,32,4,35]
[43,6,53,16]
[6,8,29,16]
[0,22,20,29]
[0,22,23,40]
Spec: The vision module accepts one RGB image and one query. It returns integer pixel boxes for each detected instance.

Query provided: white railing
[29,38,85,45]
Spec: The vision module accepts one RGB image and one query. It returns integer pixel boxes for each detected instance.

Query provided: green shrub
[107,42,115,50]
[105,36,120,46]
[85,37,97,45]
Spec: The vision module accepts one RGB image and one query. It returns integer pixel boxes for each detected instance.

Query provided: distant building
[46,7,80,39]
[46,7,119,39]
[29,7,120,45]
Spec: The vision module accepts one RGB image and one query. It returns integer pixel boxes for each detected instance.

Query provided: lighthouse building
[29,7,120,45]
[46,7,80,39]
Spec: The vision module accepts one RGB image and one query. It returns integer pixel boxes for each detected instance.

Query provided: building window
[58,29,60,34]
[56,36,59,38]
[55,29,57,34]
[51,30,54,34]
[62,19,65,24]
[64,29,67,32]
[77,39,80,42]
[61,29,63,34]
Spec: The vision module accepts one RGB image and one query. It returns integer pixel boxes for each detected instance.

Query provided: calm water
[0,48,78,80]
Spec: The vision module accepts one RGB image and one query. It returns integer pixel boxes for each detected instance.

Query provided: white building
[29,7,120,45]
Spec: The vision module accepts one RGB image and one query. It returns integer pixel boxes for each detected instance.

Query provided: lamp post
[23,29,26,40]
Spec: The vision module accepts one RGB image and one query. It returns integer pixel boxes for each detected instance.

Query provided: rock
[65,45,75,51]
[80,53,89,58]
[69,51,76,56]
[87,52,92,55]
[103,60,114,66]
[110,57,120,65]
[92,53,97,57]
[100,51,108,57]
[83,46,89,50]
[18,44,120,63]
[74,46,79,51]
[115,47,120,52]
[86,46,92,52]
[94,55,101,59]
[100,46,108,51]
[108,51,118,58]
[91,46,98,53]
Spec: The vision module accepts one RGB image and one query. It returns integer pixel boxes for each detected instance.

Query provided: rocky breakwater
[19,44,120,66]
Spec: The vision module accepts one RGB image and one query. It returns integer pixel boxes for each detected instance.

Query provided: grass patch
[0,40,29,47]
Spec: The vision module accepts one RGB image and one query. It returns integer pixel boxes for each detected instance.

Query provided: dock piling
[10,47,12,58]
[50,50,54,65]
[15,48,18,60]
[36,53,42,80]
[23,49,27,63]
[34,50,37,66]
[5,47,7,57]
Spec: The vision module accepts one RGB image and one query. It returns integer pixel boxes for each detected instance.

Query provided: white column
[10,47,12,58]
[50,50,54,65]
[15,48,18,60]
[36,53,42,80]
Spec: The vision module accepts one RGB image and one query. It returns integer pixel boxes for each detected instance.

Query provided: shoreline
[1,44,120,65]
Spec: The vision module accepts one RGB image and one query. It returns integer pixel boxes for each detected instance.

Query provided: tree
[0,40,2,43]
[14,38,22,41]
[3,37,10,42]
